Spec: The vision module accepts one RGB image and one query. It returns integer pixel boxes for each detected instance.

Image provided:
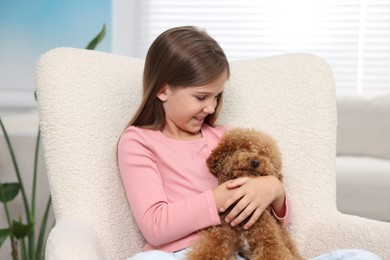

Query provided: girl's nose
[203,100,216,114]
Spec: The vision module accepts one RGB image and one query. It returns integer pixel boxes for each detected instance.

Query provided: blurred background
[1,0,390,113]
[1,0,389,259]
[0,0,111,113]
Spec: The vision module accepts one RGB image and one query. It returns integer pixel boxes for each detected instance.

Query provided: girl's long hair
[125,26,230,130]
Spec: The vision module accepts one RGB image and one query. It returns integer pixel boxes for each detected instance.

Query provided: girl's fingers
[224,190,255,222]
[221,176,282,229]
[226,200,265,228]
[220,188,245,212]
[224,195,248,223]
[243,207,263,229]
[225,176,251,189]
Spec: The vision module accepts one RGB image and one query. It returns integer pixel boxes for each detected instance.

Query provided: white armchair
[36,48,390,260]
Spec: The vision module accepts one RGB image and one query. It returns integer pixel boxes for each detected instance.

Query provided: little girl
[117,26,381,260]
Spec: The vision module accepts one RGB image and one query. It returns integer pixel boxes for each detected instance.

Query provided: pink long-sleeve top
[117,124,291,252]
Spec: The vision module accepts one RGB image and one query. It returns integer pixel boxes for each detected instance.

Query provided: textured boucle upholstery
[36,48,390,260]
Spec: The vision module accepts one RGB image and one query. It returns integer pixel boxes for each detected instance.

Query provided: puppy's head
[207,128,283,183]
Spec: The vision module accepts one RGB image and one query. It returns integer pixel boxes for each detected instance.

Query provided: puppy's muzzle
[251,159,260,169]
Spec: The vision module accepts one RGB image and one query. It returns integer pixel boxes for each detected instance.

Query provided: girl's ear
[157,84,169,102]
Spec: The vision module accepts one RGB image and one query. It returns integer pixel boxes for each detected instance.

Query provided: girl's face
[157,71,227,140]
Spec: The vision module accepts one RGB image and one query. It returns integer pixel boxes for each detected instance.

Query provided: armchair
[36,48,390,259]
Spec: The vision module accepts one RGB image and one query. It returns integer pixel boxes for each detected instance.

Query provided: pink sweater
[118,124,291,252]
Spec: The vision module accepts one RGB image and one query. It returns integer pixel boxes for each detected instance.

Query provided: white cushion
[337,93,390,159]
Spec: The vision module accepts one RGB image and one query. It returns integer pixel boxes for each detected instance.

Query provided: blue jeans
[129,248,382,260]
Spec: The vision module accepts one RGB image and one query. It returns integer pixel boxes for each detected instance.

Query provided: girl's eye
[196,96,206,101]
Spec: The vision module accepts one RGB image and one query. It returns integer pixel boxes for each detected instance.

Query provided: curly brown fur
[187,128,303,260]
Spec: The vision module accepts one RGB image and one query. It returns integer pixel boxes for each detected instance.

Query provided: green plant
[0,24,106,260]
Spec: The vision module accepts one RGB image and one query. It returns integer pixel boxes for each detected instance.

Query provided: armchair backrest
[37,48,146,259]
[36,48,337,259]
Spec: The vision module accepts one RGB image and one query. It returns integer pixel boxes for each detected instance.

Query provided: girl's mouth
[194,116,205,121]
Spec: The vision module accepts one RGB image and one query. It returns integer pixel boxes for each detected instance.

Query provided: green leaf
[12,220,34,239]
[0,182,20,203]
[35,196,52,260]
[0,228,11,248]
[85,24,106,50]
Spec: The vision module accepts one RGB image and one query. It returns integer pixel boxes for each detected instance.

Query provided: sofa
[336,93,390,222]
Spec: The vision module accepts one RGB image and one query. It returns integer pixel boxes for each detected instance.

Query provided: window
[0,1,111,112]
[113,0,390,93]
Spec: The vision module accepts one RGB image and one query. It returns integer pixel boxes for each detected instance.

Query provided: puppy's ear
[270,148,284,182]
[206,148,226,177]
[276,171,283,183]
[206,154,221,175]
[275,169,283,182]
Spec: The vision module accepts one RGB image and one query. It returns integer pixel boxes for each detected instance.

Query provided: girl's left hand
[221,175,285,229]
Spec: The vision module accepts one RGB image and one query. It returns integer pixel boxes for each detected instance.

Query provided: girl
[117,26,381,260]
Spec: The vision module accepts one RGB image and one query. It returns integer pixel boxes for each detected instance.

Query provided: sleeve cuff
[271,191,292,227]
[205,189,222,226]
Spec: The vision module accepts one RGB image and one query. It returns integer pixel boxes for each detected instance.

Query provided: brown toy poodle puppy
[187,128,303,260]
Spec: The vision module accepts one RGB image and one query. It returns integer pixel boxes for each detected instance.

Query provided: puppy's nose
[251,159,260,169]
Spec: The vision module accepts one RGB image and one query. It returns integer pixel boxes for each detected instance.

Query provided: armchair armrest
[45,218,107,260]
[302,212,390,259]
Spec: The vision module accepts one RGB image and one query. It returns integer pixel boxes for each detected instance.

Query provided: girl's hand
[221,176,285,229]
[212,182,237,212]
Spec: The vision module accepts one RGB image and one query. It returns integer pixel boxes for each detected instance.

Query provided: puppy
[187,128,303,260]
